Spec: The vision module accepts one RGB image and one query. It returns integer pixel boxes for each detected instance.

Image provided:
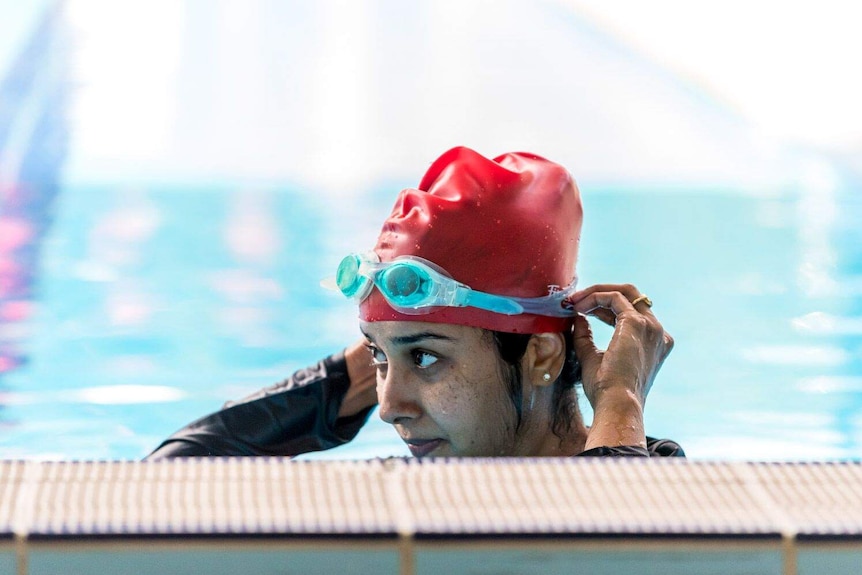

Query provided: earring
[542,373,551,382]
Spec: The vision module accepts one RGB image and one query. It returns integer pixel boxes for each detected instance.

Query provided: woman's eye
[413,350,438,369]
[366,345,387,366]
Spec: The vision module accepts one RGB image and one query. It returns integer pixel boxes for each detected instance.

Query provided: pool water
[2,177,861,460]
[2,1,861,461]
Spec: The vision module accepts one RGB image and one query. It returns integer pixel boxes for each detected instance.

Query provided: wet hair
[490,330,583,440]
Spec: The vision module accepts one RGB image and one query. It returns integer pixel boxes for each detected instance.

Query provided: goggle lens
[379,262,431,307]
[336,254,367,298]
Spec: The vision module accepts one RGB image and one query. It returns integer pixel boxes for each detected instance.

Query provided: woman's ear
[523,332,566,387]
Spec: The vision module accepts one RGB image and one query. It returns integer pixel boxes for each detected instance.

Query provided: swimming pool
[2,176,860,461]
[2,2,861,461]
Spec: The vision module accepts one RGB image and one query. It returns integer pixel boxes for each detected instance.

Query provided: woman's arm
[569,284,674,452]
[146,341,379,459]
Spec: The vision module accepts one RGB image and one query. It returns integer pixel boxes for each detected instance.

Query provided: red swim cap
[359,146,582,334]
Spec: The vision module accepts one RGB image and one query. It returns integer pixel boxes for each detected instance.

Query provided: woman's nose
[377,368,422,425]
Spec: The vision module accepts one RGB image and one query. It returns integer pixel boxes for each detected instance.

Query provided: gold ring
[631,295,653,308]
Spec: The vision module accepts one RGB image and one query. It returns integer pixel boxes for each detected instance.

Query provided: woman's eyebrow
[390,332,454,346]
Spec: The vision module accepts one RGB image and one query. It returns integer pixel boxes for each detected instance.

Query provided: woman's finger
[572,314,601,382]
[571,290,639,318]
[570,283,640,301]
[585,307,617,327]
[569,284,656,318]
[662,332,675,358]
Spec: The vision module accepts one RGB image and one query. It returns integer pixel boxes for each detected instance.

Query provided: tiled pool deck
[1,459,861,574]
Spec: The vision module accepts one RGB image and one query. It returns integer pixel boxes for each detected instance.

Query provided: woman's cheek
[425,372,473,425]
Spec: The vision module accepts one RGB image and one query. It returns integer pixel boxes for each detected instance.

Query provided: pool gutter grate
[1,458,860,539]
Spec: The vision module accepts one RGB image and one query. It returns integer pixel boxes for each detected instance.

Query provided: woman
[148,147,681,459]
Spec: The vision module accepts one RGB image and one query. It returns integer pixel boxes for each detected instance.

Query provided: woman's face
[361,320,531,457]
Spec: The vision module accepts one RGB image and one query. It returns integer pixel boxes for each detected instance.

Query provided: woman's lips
[405,438,444,457]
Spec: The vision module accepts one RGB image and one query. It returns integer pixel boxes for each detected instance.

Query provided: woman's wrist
[584,387,646,450]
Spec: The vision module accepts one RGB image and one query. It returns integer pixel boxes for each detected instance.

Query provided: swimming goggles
[325,252,576,317]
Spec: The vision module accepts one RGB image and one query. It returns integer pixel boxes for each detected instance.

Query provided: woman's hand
[569,284,674,450]
[338,339,380,418]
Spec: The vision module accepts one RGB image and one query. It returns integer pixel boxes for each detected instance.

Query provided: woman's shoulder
[645,436,685,457]
[575,436,685,458]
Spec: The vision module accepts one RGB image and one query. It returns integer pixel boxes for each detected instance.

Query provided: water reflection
[215,189,285,348]
[0,5,69,377]
[793,159,862,456]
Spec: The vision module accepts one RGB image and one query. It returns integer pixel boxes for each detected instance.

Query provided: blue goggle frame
[326,252,575,317]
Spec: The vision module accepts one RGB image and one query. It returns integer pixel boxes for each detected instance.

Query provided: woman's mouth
[404,438,444,457]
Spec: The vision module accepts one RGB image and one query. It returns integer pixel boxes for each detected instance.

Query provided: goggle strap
[462,290,525,316]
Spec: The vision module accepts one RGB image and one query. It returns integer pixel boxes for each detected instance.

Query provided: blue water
[2,2,861,460]
[2,179,861,460]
